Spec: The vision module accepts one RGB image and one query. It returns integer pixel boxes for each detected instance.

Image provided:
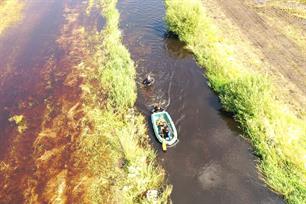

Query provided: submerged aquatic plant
[9,114,27,133]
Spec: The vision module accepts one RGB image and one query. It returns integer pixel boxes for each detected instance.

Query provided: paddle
[162,139,167,152]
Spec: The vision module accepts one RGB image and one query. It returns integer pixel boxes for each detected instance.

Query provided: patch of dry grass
[250,0,306,52]
[267,0,306,19]
[0,0,24,35]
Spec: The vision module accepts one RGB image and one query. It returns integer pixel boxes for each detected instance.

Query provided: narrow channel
[117,0,284,203]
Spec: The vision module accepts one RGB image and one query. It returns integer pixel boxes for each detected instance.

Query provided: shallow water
[117,0,283,203]
[0,0,89,202]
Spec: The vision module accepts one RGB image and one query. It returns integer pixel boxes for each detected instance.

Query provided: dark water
[117,0,283,203]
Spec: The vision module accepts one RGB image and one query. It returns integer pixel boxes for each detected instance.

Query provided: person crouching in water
[142,74,154,87]
[151,104,164,113]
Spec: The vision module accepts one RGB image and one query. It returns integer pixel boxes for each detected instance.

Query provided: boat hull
[151,111,178,146]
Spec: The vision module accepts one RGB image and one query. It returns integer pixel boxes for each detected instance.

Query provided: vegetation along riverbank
[165,0,306,203]
[76,0,172,203]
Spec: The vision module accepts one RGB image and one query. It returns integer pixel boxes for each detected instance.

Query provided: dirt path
[213,0,306,108]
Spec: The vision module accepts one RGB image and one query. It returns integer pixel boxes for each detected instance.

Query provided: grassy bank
[165,0,306,203]
[76,0,171,203]
[0,0,24,35]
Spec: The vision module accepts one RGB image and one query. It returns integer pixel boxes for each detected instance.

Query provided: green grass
[76,0,172,203]
[165,0,306,203]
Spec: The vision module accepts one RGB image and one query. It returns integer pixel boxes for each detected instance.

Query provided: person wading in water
[142,74,155,87]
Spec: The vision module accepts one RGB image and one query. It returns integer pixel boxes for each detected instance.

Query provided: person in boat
[142,74,154,86]
[163,126,170,139]
[157,118,169,138]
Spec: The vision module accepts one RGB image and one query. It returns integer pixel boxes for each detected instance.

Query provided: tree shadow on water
[164,32,193,59]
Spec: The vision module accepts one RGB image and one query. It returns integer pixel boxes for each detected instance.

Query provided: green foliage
[165,0,202,41]
[220,75,273,125]
[165,0,306,203]
[91,0,137,111]
[98,40,136,110]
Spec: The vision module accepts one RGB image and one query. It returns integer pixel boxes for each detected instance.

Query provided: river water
[117,0,283,203]
[0,0,283,203]
[0,0,86,202]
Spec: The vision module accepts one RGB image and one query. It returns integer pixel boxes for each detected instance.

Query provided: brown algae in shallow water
[0,0,171,203]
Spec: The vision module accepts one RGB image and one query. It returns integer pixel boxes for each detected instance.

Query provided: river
[117,0,283,203]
